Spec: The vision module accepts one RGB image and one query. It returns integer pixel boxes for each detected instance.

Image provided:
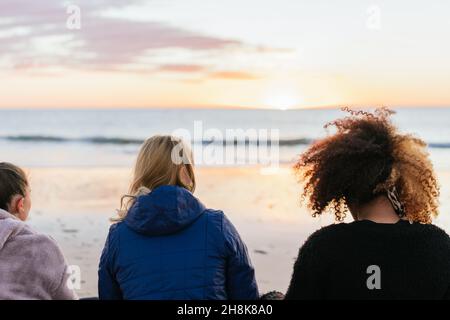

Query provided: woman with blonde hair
[98,135,258,300]
[285,108,450,300]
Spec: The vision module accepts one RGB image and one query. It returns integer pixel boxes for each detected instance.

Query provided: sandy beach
[2,0,450,303]
[25,166,450,298]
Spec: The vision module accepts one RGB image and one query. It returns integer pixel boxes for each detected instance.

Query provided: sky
[0,0,449,109]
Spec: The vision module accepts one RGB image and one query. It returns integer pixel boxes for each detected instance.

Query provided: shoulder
[22,228,67,268]
[11,225,69,286]
[108,220,122,234]
[289,224,349,269]
[104,221,125,248]
[295,223,350,258]
[31,232,63,252]
[202,209,226,228]
[200,209,244,249]
[200,209,229,232]
[381,220,450,244]
[305,223,349,243]
[398,222,450,268]
[411,222,449,238]
[408,222,450,250]
[202,209,237,234]
[28,234,70,294]
[12,222,66,260]
[203,209,225,219]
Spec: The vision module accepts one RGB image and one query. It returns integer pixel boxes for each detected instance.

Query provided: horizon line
[0,105,449,111]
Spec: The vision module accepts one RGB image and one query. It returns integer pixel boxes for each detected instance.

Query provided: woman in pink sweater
[0,162,76,300]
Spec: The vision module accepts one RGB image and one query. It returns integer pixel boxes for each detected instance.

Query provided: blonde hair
[115,135,196,220]
[374,133,439,223]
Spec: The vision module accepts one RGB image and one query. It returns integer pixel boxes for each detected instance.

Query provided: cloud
[153,64,261,82]
[157,64,207,73]
[0,0,289,82]
[209,71,260,80]
[0,0,240,72]
[78,17,239,67]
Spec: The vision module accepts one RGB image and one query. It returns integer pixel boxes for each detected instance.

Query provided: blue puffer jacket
[98,185,259,300]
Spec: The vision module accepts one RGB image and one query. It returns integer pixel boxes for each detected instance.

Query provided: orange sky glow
[1,0,449,109]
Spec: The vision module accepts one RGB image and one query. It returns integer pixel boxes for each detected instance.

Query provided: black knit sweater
[285,220,450,299]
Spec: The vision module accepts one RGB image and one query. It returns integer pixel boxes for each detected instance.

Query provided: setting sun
[264,94,300,110]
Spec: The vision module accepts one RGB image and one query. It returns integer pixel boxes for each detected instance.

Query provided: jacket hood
[125,185,206,236]
[0,209,25,250]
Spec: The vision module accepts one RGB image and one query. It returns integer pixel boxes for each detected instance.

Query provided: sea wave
[1,135,450,148]
[0,135,312,146]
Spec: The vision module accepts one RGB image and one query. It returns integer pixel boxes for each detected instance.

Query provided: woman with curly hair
[285,108,450,300]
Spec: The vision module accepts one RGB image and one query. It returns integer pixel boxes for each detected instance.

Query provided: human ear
[17,197,25,214]
[179,166,193,189]
[7,195,23,216]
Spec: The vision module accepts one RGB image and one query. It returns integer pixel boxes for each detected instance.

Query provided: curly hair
[294,107,440,223]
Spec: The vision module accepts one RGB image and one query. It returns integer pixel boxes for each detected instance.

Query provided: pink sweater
[0,209,77,300]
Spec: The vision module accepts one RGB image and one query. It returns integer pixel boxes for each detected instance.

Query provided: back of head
[116,135,196,220]
[0,163,28,212]
[295,107,439,223]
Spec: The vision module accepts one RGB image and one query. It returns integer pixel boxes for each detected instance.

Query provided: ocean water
[0,108,449,169]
